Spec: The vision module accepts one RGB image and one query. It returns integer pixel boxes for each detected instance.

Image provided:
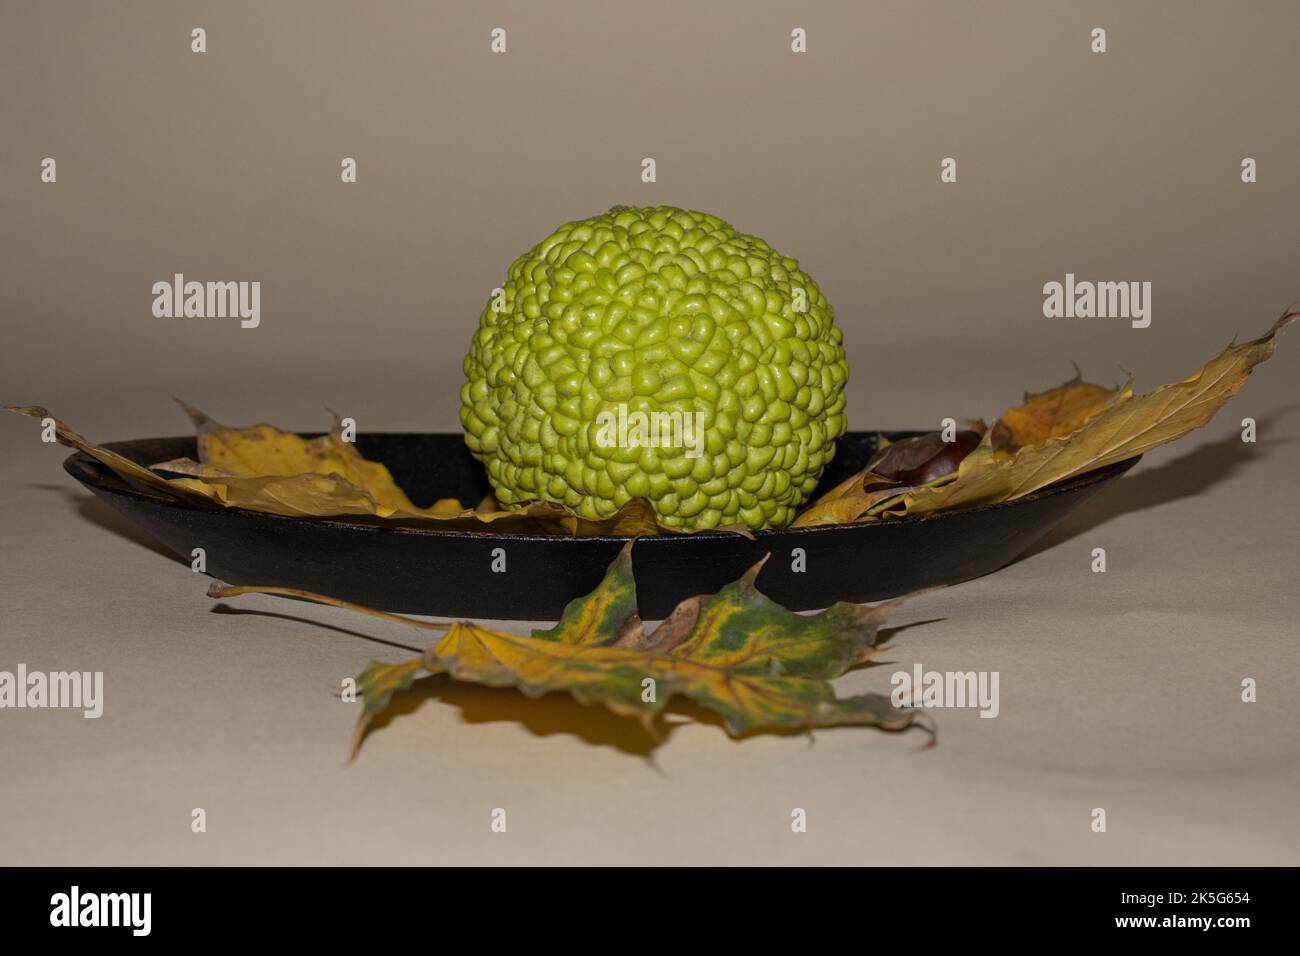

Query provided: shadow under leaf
[362,673,678,759]
[360,670,912,762]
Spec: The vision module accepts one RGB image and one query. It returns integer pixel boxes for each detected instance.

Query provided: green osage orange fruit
[459,205,849,531]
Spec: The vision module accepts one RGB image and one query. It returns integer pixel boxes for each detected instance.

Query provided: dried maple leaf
[893,312,1296,517]
[207,542,928,759]
[794,311,1295,524]
[990,369,1124,451]
[5,405,219,504]
[6,401,686,536]
[151,400,456,517]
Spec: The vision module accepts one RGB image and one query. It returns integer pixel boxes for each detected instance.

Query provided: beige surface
[1,1,1298,865]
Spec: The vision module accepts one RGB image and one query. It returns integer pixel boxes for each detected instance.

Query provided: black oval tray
[63,432,1138,620]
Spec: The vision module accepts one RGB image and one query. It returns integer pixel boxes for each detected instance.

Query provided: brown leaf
[791,425,984,527]
[896,311,1297,516]
[864,426,986,488]
[8,401,685,536]
[990,369,1125,451]
[4,406,218,505]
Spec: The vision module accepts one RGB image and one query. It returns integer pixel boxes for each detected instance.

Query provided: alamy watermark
[152,273,260,328]
[0,664,103,718]
[594,404,706,458]
[1042,273,1151,328]
[50,886,150,936]
[891,663,999,718]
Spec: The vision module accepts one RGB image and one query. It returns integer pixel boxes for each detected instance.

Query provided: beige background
[1,1,1297,864]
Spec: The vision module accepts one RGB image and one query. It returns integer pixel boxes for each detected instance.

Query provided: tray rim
[62,432,1141,543]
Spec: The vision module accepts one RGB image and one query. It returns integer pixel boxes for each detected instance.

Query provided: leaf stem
[206,582,453,631]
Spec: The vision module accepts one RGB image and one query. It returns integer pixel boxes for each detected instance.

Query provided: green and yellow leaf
[208,542,926,759]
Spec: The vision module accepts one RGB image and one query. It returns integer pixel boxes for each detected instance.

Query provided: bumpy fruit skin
[459,206,849,531]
